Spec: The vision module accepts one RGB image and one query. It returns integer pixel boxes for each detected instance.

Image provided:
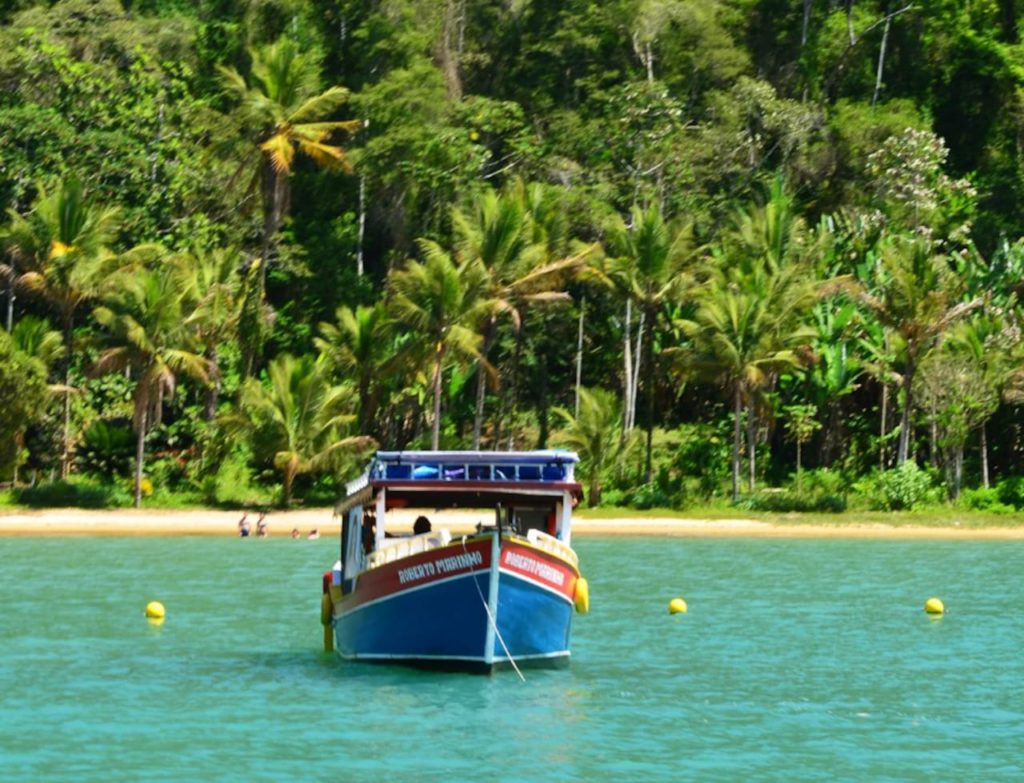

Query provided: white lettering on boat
[502,550,565,586]
[397,550,483,585]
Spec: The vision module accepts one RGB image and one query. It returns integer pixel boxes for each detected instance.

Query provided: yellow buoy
[145,601,165,620]
[924,597,945,615]
[574,577,590,614]
[668,597,688,614]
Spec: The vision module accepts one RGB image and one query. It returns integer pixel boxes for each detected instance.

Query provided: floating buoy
[668,597,688,614]
[574,577,590,614]
[924,597,945,615]
[145,601,165,624]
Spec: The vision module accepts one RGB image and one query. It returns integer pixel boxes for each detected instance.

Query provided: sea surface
[0,535,1022,782]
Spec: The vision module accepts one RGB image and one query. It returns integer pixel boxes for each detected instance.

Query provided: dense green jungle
[1,0,1024,516]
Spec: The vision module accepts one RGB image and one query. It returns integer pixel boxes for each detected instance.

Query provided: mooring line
[463,536,525,682]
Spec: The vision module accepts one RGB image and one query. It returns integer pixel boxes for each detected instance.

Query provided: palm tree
[553,387,623,507]
[857,237,980,464]
[219,37,359,292]
[315,302,390,436]
[673,257,817,501]
[177,246,245,421]
[0,177,120,476]
[92,265,211,507]
[387,240,495,449]
[597,202,697,480]
[228,353,372,506]
[452,182,584,448]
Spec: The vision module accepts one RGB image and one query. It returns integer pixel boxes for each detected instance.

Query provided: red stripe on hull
[498,541,578,601]
[341,539,492,612]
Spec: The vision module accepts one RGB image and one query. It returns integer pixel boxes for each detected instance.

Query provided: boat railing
[366,528,453,569]
[371,456,575,484]
[525,528,579,569]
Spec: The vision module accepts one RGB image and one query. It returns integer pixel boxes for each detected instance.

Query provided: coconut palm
[452,182,584,448]
[673,257,818,501]
[553,387,623,507]
[0,176,120,476]
[219,37,359,292]
[857,237,981,464]
[177,246,245,421]
[597,202,697,480]
[228,353,373,505]
[92,265,211,508]
[387,240,495,449]
[315,302,391,435]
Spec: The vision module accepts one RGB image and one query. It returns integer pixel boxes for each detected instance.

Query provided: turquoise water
[1,536,1022,781]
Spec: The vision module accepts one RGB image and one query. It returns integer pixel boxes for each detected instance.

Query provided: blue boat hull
[333,536,576,671]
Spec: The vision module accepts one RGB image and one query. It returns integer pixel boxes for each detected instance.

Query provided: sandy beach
[0,507,1022,539]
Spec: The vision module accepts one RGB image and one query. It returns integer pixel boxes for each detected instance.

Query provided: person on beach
[256,512,268,538]
[290,528,300,539]
[413,515,431,535]
[238,513,250,538]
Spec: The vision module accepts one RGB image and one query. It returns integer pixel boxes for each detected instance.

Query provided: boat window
[413,463,439,479]
[468,464,491,480]
[442,464,465,480]
[494,465,517,480]
[542,464,565,481]
[385,464,412,479]
[518,465,541,480]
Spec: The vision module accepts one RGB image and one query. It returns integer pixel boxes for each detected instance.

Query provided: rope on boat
[463,536,525,682]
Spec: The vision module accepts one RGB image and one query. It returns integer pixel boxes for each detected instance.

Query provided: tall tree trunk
[731,383,742,502]
[622,299,633,438]
[506,324,526,450]
[643,310,655,484]
[260,163,286,294]
[896,362,914,464]
[880,381,889,470]
[204,346,220,423]
[872,4,892,107]
[356,174,366,276]
[134,409,147,509]
[746,395,756,493]
[796,439,803,493]
[439,0,463,101]
[61,316,74,479]
[847,0,856,45]
[472,321,495,449]
[574,297,585,417]
[953,446,963,500]
[630,312,645,431]
[981,424,990,489]
[5,274,13,332]
[431,345,444,450]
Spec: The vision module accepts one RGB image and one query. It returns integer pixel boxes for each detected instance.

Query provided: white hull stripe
[499,567,575,605]
[337,650,570,663]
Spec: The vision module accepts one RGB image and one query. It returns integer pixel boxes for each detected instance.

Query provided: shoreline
[0,507,1022,539]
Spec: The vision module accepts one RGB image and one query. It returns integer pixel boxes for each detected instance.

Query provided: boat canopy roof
[336,450,581,514]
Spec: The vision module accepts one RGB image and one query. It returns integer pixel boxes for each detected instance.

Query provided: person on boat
[413,515,431,535]
[308,529,320,540]
[362,513,377,554]
[238,513,250,538]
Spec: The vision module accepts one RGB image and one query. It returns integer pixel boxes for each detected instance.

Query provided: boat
[320,450,590,673]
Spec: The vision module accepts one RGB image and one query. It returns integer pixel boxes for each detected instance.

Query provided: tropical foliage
[1,0,1024,511]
